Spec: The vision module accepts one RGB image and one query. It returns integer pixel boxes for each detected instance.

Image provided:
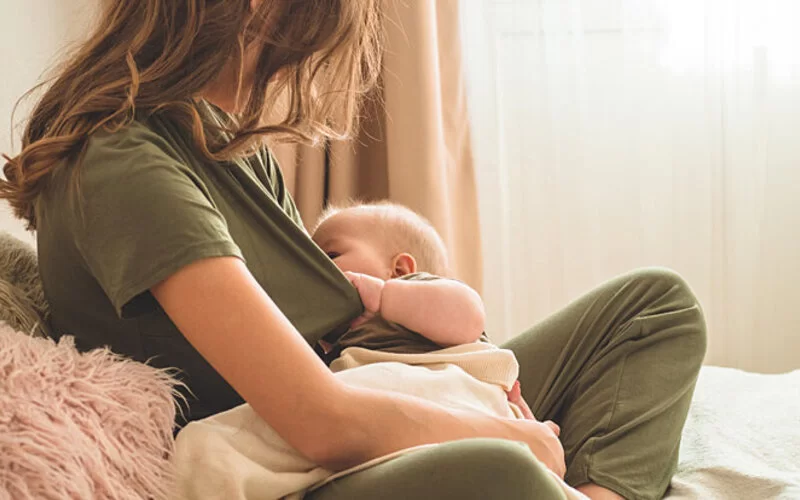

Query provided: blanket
[666,366,800,500]
[172,343,585,500]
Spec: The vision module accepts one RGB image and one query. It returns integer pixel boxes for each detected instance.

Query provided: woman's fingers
[517,420,566,479]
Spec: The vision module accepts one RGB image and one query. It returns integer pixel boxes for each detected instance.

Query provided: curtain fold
[275,0,482,290]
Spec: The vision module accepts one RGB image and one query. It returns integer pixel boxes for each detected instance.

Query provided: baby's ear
[391,253,417,278]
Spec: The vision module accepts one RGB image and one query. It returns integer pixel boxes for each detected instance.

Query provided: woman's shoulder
[81,120,187,174]
[40,119,209,230]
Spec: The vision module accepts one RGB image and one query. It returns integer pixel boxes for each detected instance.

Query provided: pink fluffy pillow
[0,324,179,500]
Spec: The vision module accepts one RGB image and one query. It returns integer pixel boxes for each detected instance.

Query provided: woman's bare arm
[152,257,564,475]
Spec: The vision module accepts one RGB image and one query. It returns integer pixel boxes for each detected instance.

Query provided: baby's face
[312,211,393,280]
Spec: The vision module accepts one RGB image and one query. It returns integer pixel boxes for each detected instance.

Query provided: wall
[0,0,97,245]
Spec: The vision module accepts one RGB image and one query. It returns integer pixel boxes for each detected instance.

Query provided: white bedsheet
[666,366,800,500]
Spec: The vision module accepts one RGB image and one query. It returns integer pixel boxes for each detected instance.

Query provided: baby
[173,201,575,500]
[312,201,535,419]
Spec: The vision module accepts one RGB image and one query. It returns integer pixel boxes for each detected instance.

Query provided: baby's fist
[343,272,385,324]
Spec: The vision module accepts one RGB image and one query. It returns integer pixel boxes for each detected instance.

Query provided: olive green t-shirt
[35,103,363,423]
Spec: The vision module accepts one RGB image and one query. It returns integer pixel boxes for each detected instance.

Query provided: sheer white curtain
[460,0,800,373]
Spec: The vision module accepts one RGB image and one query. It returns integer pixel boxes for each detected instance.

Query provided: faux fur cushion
[0,232,49,337]
[0,324,180,500]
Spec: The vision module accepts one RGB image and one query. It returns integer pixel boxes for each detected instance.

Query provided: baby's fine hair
[314,200,450,276]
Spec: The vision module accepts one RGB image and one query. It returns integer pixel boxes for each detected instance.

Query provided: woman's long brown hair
[1,0,383,229]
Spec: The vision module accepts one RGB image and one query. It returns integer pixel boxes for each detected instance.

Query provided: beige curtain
[272,0,482,292]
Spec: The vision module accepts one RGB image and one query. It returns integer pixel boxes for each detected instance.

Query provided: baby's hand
[507,381,561,438]
[507,380,537,420]
[343,271,385,327]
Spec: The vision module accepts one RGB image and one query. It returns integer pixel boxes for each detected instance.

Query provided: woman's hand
[514,419,566,479]
[506,381,564,476]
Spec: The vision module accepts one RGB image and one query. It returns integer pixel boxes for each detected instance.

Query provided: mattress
[665,366,800,499]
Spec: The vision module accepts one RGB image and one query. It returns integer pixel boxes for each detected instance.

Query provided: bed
[666,366,800,499]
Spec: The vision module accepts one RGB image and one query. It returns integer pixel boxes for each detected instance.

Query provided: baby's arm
[345,272,485,347]
[382,277,485,346]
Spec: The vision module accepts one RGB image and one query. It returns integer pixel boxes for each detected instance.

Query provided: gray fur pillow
[0,232,49,337]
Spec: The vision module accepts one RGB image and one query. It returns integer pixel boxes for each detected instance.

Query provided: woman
[1,1,706,499]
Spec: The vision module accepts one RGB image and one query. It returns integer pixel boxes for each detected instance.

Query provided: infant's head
[312,201,448,280]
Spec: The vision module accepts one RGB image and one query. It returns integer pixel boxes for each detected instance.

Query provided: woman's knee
[625,266,691,295]
[626,266,708,358]
[426,439,567,500]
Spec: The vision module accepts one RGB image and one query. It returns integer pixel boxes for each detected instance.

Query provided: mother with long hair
[1,1,706,499]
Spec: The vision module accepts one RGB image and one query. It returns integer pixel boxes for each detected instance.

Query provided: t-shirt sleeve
[400,272,441,282]
[72,125,243,318]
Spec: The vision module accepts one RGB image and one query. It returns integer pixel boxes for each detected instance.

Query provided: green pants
[308,268,707,500]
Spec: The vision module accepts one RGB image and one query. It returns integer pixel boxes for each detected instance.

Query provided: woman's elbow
[292,408,371,471]
[303,440,365,472]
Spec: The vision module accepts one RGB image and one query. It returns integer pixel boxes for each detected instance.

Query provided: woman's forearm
[380,279,485,346]
[320,383,529,471]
